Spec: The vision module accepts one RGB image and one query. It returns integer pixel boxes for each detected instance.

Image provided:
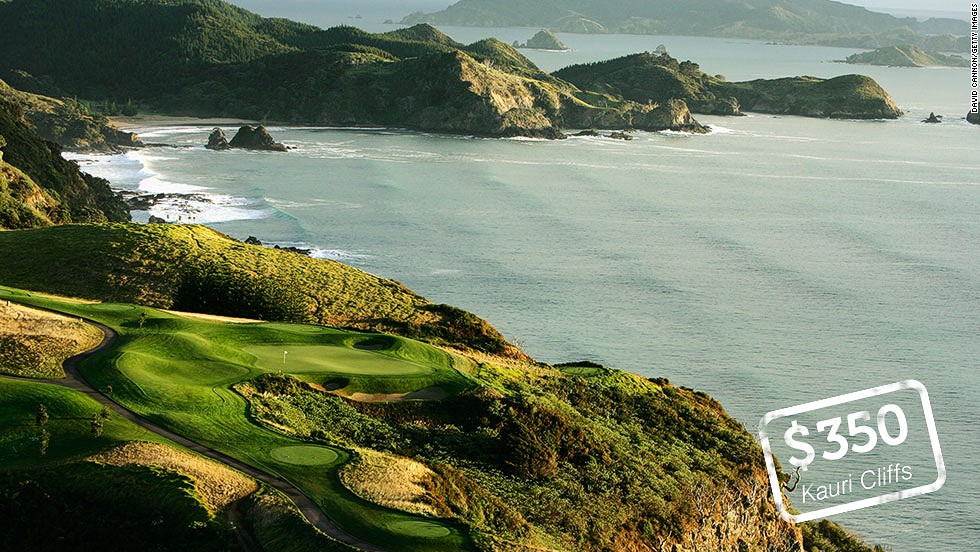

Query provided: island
[513,29,570,51]
[844,44,970,67]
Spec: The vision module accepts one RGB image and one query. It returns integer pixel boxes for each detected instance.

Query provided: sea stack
[968,111,980,125]
[205,128,232,150]
[922,112,942,123]
[228,125,288,152]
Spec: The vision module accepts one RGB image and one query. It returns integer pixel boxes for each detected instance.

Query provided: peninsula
[844,44,970,67]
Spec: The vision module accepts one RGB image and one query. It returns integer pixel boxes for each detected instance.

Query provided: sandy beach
[109,114,259,130]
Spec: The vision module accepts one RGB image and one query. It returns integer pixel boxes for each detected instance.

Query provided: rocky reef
[968,111,980,125]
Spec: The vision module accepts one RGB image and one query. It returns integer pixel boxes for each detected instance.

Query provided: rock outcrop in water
[922,112,942,123]
[514,29,569,51]
[205,128,231,150]
[968,111,980,125]
[228,125,287,152]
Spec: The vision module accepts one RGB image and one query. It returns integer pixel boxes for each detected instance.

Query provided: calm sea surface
[70,6,979,550]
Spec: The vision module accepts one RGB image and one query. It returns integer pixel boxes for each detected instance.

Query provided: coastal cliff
[0,79,143,152]
[0,99,130,227]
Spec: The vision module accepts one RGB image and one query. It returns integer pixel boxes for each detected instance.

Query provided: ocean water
[68,21,980,552]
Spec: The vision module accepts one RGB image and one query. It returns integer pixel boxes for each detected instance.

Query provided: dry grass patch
[0,301,103,377]
[90,441,258,512]
[339,448,440,516]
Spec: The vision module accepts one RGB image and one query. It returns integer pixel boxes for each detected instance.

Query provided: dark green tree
[39,428,50,457]
[35,403,49,427]
[90,413,104,437]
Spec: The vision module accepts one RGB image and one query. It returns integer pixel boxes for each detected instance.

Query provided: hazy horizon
[230,0,971,22]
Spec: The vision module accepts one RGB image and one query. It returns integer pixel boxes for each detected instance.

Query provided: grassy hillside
[554,52,903,119]
[404,0,969,50]
[0,377,350,551]
[0,99,130,227]
[0,376,236,550]
[0,285,884,552]
[1,287,478,551]
[0,223,520,356]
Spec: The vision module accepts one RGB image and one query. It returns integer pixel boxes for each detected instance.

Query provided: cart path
[1,305,385,552]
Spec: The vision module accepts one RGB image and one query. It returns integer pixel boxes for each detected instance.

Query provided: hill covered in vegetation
[404,0,969,50]
[845,44,970,67]
[0,286,883,552]
[0,0,705,137]
[0,99,130,228]
[0,223,521,357]
[0,80,142,152]
[554,52,903,119]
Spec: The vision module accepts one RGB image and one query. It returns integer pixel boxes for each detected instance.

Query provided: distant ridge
[403,0,970,50]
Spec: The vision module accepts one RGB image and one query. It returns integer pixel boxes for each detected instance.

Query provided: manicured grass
[557,365,603,377]
[250,345,432,377]
[0,285,475,551]
[0,378,165,468]
[270,445,340,466]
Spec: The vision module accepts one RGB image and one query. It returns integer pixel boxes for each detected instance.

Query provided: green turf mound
[270,445,340,466]
[389,520,454,538]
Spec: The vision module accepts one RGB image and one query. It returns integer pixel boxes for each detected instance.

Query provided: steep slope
[0,223,522,357]
[0,79,142,152]
[404,0,969,49]
[555,52,903,119]
[0,159,61,229]
[0,100,130,226]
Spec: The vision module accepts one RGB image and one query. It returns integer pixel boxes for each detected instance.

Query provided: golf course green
[0,285,475,552]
